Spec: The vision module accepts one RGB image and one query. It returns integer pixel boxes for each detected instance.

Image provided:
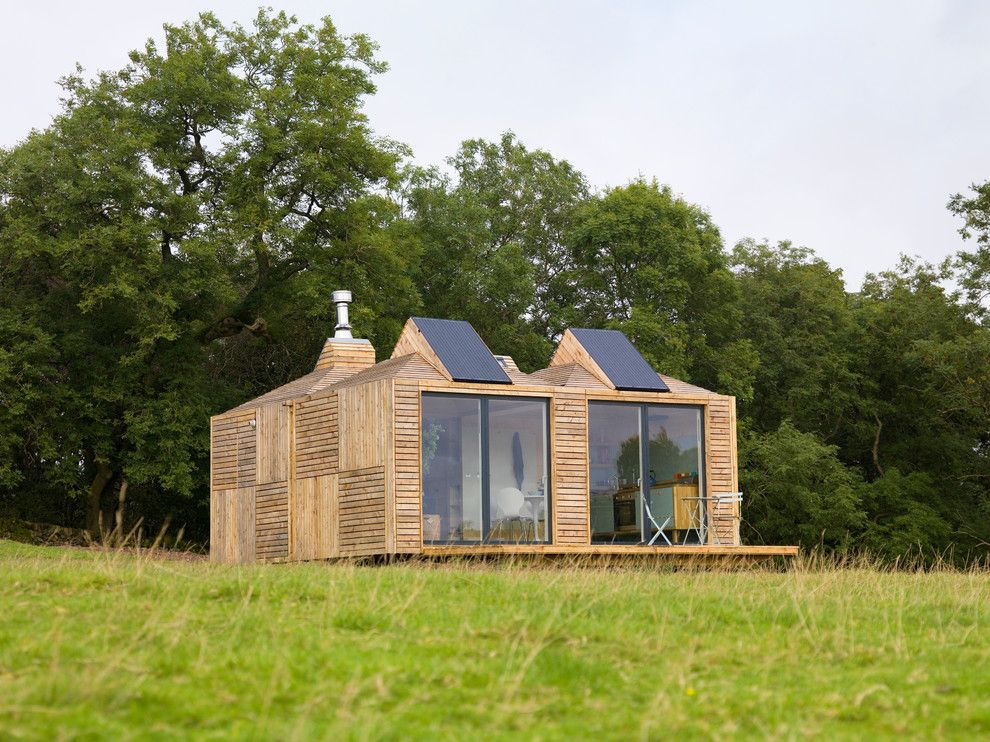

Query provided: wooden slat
[255,480,288,560]
[338,465,386,555]
[552,390,589,546]
[294,393,338,478]
[256,403,289,485]
[291,475,337,561]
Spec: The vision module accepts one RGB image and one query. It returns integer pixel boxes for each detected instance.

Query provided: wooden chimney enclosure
[210,319,798,563]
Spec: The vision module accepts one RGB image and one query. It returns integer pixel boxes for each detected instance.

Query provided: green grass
[0,541,988,740]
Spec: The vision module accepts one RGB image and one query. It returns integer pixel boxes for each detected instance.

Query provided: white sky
[2,1,989,288]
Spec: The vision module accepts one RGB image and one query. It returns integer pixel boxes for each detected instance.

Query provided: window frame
[588,400,707,545]
[421,391,553,545]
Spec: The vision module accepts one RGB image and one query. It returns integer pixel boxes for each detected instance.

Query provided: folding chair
[643,499,672,546]
[711,492,743,545]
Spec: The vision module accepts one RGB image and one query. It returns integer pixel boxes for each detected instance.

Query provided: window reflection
[589,402,706,545]
[589,404,642,543]
[421,394,550,544]
[421,396,482,542]
[489,398,549,542]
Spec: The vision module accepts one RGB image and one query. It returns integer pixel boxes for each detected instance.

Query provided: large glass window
[421,396,482,542]
[488,398,549,542]
[589,402,705,545]
[646,406,705,546]
[588,404,642,543]
[422,394,550,544]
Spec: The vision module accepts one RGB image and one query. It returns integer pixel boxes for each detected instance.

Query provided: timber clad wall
[210,409,257,563]
[339,466,386,556]
[295,393,338,478]
[394,382,422,552]
[210,320,754,563]
[706,396,739,544]
[552,390,590,545]
[256,481,289,560]
[337,380,393,555]
[292,474,336,560]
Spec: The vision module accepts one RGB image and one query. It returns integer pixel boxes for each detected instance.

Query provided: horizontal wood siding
[256,480,288,561]
[295,393,338,478]
[553,390,590,545]
[707,396,739,545]
[315,339,376,371]
[292,475,337,560]
[338,466,387,556]
[394,382,421,552]
[211,410,256,490]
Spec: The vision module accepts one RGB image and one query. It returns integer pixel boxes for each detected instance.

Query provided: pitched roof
[232,366,357,410]
[231,352,446,410]
[659,374,716,396]
[567,328,670,392]
[410,317,511,384]
[330,352,446,391]
[527,362,610,389]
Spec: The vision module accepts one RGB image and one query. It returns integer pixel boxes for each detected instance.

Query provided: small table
[679,496,712,545]
[523,494,545,541]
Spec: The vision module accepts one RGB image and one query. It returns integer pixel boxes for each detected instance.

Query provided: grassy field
[0,541,988,740]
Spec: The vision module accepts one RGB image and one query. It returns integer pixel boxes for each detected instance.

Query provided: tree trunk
[86,462,113,535]
[114,477,129,545]
[872,413,884,477]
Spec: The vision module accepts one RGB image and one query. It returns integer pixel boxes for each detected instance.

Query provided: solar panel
[413,317,512,384]
[569,328,670,392]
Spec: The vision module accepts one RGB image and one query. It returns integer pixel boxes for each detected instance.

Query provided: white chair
[492,487,529,540]
[643,498,672,546]
[711,492,743,545]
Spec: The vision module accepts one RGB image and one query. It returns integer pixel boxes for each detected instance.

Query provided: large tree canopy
[0,10,415,535]
[1,9,989,563]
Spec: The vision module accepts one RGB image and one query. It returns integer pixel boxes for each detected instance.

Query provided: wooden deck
[420,544,798,560]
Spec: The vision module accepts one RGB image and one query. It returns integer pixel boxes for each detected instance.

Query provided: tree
[0,10,412,535]
[565,179,755,396]
[851,259,990,554]
[740,422,866,551]
[404,134,587,370]
[731,239,862,438]
[948,180,990,320]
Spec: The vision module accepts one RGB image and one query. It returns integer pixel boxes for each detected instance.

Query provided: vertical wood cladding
[338,380,391,471]
[210,486,255,564]
[256,403,289,485]
[291,475,337,560]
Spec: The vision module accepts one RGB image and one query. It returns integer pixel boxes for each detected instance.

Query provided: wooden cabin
[210,293,797,563]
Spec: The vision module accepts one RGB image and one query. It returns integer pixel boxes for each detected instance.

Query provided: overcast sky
[2,1,989,288]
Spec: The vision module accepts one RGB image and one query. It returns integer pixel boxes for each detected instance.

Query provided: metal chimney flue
[332,290,353,339]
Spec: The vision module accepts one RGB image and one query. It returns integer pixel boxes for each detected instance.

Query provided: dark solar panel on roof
[569,328,670,392]
[412,317,512,384]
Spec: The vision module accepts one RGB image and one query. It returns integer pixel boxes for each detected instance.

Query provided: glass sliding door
[488,398,550,542]
[589,402,643,543]
[589,401,706,545]
[422,393,550,544]
[646,406,705,545]
[421,395,483,542]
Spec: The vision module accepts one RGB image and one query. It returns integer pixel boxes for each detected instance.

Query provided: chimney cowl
[332,289,353,339]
